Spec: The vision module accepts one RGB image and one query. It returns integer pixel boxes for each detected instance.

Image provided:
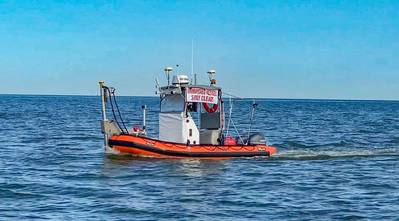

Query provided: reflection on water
[102,156,227,178]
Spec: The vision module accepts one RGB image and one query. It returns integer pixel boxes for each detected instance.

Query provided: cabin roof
[188,85,222,90]
[159,84,222,92]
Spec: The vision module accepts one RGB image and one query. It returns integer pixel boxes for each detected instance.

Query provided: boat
[99,68,277,159]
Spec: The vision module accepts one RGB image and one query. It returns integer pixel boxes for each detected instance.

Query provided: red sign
[187,87,218,104]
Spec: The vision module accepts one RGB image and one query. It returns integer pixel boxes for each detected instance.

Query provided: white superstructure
[159,92,200,144]
[158,70,223,145]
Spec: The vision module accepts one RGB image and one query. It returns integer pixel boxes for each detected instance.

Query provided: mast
[99,81,108,148]
[191,39,197,85]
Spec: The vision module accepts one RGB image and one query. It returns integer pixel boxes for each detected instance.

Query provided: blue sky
[0,0,398,99]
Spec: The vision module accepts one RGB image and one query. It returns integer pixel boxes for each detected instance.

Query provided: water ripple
[0,95,398,220]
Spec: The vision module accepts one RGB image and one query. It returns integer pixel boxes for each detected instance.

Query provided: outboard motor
[248,133,267,145]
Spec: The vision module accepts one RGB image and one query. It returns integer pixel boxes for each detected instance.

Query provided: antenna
[155,78,160,93]
[246,99,258,145]
[191,39,196,85]
[164,67,173,86]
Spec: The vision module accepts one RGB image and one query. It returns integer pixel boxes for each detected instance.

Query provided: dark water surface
[0,95,398,220]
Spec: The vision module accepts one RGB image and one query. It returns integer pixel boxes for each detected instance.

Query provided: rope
[223,93,246,145]
[225,97,233,136]
[104,87,128,134]
[230,117,245,145]
[110,88,128,133]
[223,91,242,99]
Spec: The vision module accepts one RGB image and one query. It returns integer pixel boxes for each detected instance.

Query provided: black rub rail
[108,139,271,158]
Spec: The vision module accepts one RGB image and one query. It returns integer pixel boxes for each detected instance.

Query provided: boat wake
[271,148,399,161]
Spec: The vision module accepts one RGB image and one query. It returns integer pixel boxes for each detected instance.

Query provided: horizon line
[1,93,398,102]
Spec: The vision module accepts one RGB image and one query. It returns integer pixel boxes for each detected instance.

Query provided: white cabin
[158,73,223,145]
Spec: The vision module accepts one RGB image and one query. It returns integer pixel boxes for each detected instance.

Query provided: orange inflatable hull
[108,135,277,159]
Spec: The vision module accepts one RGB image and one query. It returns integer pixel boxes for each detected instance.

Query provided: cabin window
[161,95,185,112]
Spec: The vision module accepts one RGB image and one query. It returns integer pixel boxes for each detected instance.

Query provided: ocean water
[0,95,398,220]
